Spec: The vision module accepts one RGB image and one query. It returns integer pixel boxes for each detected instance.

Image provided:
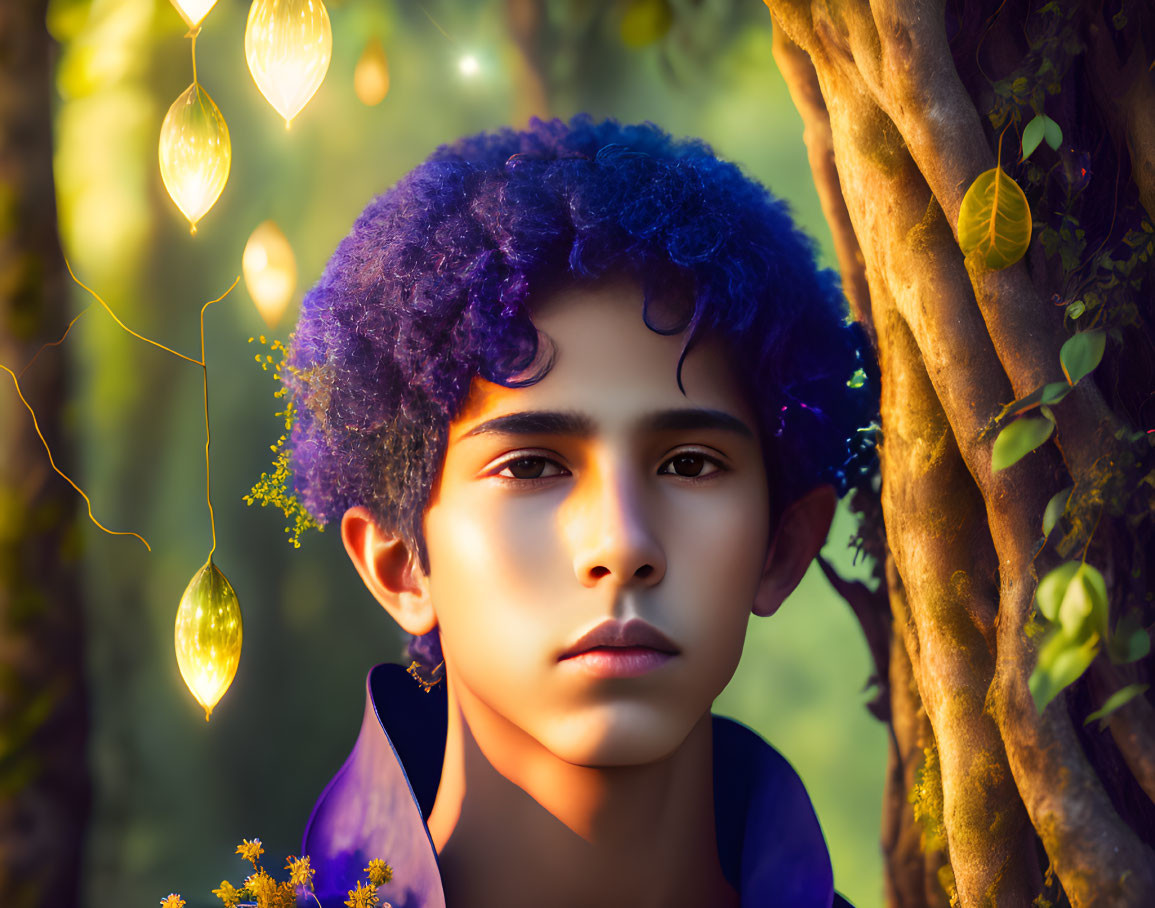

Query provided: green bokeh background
[47,1,887,904]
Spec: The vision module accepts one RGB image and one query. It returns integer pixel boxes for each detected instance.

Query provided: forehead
[449,278,755,437]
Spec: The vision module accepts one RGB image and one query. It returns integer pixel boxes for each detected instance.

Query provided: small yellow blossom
[161,896,186,908]
[286,854,316,888]
[246,868,277,903]
[212,880,241,907]
[364,859,392,886]
[237,837,265,865]
[345,880,380,908]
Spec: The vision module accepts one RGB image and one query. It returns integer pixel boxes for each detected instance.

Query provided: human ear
[341,506,437,636]
[751,484,837,618]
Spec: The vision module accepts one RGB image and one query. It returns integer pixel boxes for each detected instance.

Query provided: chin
[541,710,699,768]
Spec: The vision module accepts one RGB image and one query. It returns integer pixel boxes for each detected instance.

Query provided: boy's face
[421,277,772,767]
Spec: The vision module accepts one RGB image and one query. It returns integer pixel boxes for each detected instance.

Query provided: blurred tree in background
[764,0,1155,904]
[0,0,89,906]
[4,1,896,906]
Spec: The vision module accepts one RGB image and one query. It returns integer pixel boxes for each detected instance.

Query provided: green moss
[910,741,947,853]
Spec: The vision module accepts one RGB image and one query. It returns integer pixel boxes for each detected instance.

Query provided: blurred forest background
[35,0,886,904]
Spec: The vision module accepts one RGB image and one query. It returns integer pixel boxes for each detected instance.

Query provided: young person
[281,117,876,907]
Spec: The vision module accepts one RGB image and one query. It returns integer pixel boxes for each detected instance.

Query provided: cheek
[422,492,564,669]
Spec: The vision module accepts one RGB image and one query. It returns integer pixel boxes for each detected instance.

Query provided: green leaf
[1043,115,1063,151]
[958,166,1034,270]
[1067,300,1085,319]
[1022,114,1046,160]
[1036,561,1081,623]
[992,415,1054,471]
[1030,631,1099,714]
[1107,610,1151,664]
[1004,381,1072,421]
[1043,485,1072,538]
[1085,683,1149,727]
[1058,563,1108,640]
[1060,330,1106,385]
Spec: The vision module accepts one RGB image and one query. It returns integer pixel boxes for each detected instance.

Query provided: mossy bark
[0,1,90,906]
[765,0,1155,905]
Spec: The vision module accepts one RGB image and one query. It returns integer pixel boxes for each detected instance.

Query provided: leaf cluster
[244,337,324,547]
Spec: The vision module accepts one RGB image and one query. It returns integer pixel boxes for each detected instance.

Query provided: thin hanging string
[199,278,239,562]
[191,27,199,85]
[0,361,151,551]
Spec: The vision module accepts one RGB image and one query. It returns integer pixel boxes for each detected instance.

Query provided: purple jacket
[303,663,848,908]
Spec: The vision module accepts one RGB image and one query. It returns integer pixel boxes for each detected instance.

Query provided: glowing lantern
[245,0,333,127]
[175,559,242,721]
[159,81,231,235]
[169,0,220,29]
[243,221,297,329]
[354,37,389,107]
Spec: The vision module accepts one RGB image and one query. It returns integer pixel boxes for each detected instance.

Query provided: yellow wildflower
[364,859,392,886]
[246,868,277,905]
[286,854,316,888]
[345,880,379,908]
[160,896,186,908]
[212,880,241,907]
[237,837,265,865]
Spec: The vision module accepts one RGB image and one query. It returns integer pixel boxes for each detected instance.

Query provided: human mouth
[559,646,675,678]
[558,619,679,678]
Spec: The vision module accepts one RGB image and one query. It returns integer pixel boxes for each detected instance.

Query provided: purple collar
[303,663,839,908]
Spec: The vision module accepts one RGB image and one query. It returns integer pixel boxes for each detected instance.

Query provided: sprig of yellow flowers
[162,837,393,908]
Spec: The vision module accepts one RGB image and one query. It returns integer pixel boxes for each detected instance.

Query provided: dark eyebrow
[460,408,753,440]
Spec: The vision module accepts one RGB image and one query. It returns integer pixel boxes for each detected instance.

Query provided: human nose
[567,463,666,589]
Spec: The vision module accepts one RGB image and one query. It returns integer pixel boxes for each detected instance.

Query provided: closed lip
[559,619,680,660]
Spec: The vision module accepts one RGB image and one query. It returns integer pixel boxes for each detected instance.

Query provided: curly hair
[279,115,878,669]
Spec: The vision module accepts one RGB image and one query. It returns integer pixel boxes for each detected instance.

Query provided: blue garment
[303,663,850,908]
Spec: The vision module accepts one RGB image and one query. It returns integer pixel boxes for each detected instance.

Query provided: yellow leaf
[957,166,1032,270]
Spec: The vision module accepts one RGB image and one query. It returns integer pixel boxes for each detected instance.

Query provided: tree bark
[0,1,90,906]
[765,0,1155,904]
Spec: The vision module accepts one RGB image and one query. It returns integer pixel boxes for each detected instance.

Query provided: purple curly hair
[281,115,878,668]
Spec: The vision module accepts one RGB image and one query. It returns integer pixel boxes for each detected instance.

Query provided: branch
[1084,5,1155,224]
[885,565,953,908]
[837,0,1123,486]
[771,20,875,347]
[873,260,1036,906]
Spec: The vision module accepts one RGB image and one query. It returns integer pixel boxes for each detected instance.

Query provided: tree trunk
[763,0,1155,905]
[0,1,90,906]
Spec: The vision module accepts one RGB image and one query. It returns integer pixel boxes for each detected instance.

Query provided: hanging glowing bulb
[159,81,231,234]
[243,220,297,329]
[175,558,242,721]
[354,36,389,106]
[169,0,220,29]
[245,0,333,128]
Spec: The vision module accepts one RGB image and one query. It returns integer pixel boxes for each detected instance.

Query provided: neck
[427,675,740,908]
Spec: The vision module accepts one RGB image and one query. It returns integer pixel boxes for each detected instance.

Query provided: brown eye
[496,456,565,480]
[507,457,546,479]
[660,453,720,477]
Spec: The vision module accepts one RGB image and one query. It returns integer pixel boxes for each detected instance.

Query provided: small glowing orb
[169,0,219,28]
[354,37,390,107]
[243,220,297,328]
[175,559,242,721]
[158,81,231,235]
[245,0,333,128]
[458,55,480,78]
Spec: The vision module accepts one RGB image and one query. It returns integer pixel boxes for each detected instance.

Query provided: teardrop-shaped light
[243,220,297,329]
[169,0,219,29]
[354,37,389,107]
[245,0,332,128]
[159,81,231,235]
[175,559,242,721]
